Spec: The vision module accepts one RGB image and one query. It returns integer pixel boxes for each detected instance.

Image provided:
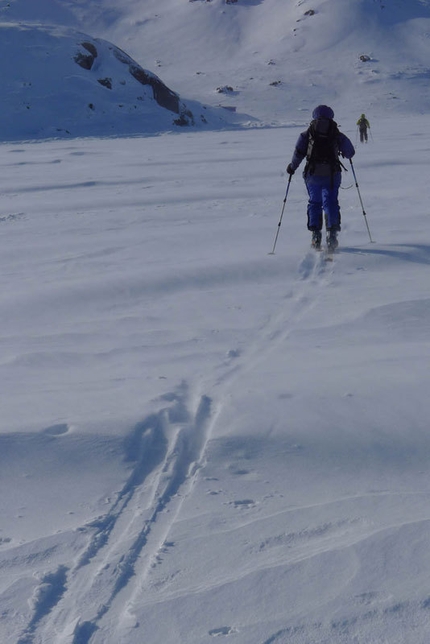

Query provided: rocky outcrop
[112,47,180,114]
[74,41,98,70]
[0,22,226,141]
[73,40,181,115]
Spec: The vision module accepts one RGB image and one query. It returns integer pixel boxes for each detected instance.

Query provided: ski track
[16,387,213,644]
[20,248,334,644]
[208,249,334,393]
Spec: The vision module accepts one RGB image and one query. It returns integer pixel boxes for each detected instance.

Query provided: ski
[311,245,336,261]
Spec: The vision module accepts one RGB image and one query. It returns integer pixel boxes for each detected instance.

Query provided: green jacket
[357,116,370,129]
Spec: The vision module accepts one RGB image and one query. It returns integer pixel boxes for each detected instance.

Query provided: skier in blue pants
[305,172,343,239]
[287,105,355,251]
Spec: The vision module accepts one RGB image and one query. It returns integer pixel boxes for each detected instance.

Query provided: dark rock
[129,64,179,113]
[74,41,98,70]
[81,41,98,58]
[98,77,113,89]
[74,52,94,70]
[111,47,180,114]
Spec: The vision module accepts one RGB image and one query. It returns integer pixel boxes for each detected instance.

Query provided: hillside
[0,21,236,141]
[87,0,430,122]
[1,0,430,140]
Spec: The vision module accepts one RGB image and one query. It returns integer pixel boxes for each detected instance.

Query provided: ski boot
[326,229,338,252]
[311,230,322,250]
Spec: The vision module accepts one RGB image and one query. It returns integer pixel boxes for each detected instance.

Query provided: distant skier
[357,113,370,143]
[286,105,355,251]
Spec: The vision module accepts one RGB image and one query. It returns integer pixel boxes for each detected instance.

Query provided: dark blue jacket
[290,126,355,173]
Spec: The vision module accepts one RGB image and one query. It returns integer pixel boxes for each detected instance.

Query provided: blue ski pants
[305,173,342,232]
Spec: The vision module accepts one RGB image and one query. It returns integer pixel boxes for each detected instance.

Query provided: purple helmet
[312,105,334,119]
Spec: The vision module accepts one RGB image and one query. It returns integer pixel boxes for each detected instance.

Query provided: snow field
[1,115,430,642]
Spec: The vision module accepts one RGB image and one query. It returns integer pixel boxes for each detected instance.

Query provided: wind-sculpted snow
[19,566,68,643]
[14,386,213,643]
[1,121,430,643]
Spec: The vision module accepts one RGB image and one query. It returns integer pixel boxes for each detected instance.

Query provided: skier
[357,113,370,143]
[286,104,355,251]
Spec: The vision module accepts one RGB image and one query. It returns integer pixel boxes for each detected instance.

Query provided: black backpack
[305,118,341,177]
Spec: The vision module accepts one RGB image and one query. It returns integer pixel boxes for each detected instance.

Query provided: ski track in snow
[207,249,334,392]
[19,388,212,643]
[17,247,334,644]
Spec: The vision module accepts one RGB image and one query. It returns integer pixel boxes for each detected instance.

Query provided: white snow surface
[1,1,430,643]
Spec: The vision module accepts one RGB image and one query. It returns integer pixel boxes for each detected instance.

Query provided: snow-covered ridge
[0,21,238,141]
[63,0,430,122]
[1,0,430,140]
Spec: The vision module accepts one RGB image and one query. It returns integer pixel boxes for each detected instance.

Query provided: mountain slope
[56,0,430,121]
[0,21,240,141]
[1,0,430,139]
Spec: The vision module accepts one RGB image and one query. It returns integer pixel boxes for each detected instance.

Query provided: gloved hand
[286,164,295,175]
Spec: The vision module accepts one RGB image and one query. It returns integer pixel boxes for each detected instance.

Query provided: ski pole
[349,159,374,242]
[269,174,292,255]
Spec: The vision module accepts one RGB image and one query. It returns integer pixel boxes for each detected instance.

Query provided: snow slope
[1,1,430,643]
[2,116,430,643]
[57,0,430,121]
[0,21,236,141]
[1,0,430,140]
